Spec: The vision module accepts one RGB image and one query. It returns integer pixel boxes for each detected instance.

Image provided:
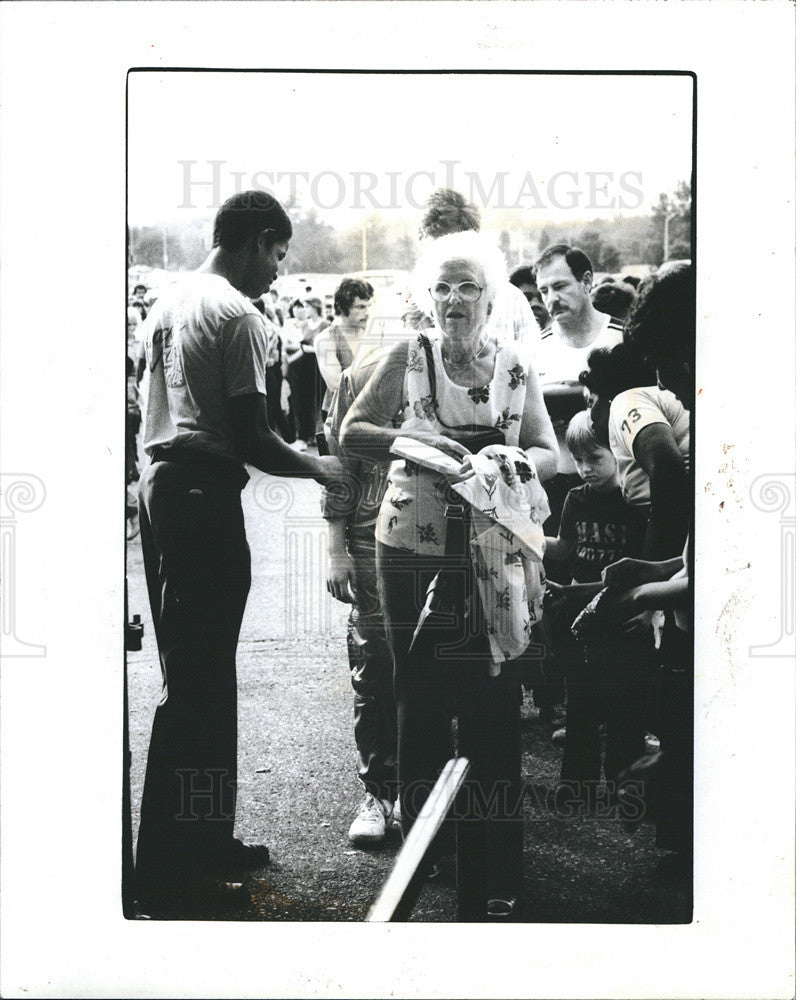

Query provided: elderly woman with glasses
[341,231,558,914]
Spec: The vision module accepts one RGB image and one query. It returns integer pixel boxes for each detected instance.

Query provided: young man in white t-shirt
[135,191,343,917]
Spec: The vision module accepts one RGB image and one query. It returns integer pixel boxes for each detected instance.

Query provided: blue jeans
[347,527,397,802]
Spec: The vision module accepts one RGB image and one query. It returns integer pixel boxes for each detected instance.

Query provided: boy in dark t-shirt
[556,472,648,584]
[544,411,651,793]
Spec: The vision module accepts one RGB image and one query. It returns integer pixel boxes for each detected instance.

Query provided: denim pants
[135,453,250,893]
[377,542,523,896]
[347,528,398,802]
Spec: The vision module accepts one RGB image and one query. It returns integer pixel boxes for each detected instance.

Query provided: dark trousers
[559,630,655,786]
[265,363,291,441]
[377,542,523,897]
[348,529,398,801]
[286,350,323,442]
[650,626,693,855]
[135,453,250,894]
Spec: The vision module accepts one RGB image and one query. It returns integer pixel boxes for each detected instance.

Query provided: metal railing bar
[367,756,471,922]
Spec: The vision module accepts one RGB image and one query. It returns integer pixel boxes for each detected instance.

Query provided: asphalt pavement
[125,463,691,923]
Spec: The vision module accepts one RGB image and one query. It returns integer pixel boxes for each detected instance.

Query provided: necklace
[441,333,491,368]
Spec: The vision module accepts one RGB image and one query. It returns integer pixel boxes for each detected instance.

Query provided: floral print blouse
[375,333,530,555]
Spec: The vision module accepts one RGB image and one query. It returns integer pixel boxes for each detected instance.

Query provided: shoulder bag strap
[419,334,439,414]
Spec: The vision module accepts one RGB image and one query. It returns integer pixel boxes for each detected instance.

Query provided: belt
[150,446,248,488]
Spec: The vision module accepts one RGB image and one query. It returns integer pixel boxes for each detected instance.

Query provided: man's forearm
[341,419,413,462]
[635,576,689,611]
[644,469,689,559]
[245,428,329,483]
[327,518,349,555]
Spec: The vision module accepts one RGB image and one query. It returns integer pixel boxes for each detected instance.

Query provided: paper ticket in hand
[390,436,466,475]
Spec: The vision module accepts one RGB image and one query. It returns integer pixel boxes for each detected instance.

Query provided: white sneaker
[348,794,393,846]
[289,439,308,452]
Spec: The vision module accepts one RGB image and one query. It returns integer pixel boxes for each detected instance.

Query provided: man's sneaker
[644,732,661,752]
[348,794,393,846]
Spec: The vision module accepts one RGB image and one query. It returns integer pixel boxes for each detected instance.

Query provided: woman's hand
[427,434,471,462]
[445,454,475,484]
[326,549,356,604]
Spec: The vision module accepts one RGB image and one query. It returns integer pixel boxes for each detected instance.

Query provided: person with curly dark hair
[580,335,688,560]
[591,280,636,322]
[315,278,375,418]
[598,262,695,865]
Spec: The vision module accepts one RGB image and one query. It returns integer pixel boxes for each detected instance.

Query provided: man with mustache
[533,245,624,587]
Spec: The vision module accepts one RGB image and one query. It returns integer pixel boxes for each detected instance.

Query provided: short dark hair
[622,274,641,289]
[288,298,304,319]
[625,262,694,367]
[305,297,323,317]
[212,189,293,253]
[133,284,148,296]
[419,188,480,239]
[334,278,374,317]
[534,244,593,282]
[509,265,537,288]
[591,281,636,319]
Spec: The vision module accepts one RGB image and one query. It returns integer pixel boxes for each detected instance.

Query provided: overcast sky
[128,71,693,230]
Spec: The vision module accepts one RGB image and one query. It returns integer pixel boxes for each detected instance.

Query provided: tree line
[129,181,691,276]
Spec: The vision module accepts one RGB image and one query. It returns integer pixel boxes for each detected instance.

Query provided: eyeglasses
[429,281,483,303]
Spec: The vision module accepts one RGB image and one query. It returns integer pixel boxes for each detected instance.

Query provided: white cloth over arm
[452,445,550,674]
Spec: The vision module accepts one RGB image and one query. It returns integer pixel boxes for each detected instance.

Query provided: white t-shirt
[537,311,624,473]
[536,311,624,385]
[141,272,268,464]
[608,385,690,505]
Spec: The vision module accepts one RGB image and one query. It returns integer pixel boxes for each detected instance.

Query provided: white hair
[410,230,508,322]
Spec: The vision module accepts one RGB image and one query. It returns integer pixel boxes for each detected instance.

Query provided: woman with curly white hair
[341,230,557,914]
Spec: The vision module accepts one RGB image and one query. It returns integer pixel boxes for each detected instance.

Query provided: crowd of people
[126,185,693,920]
